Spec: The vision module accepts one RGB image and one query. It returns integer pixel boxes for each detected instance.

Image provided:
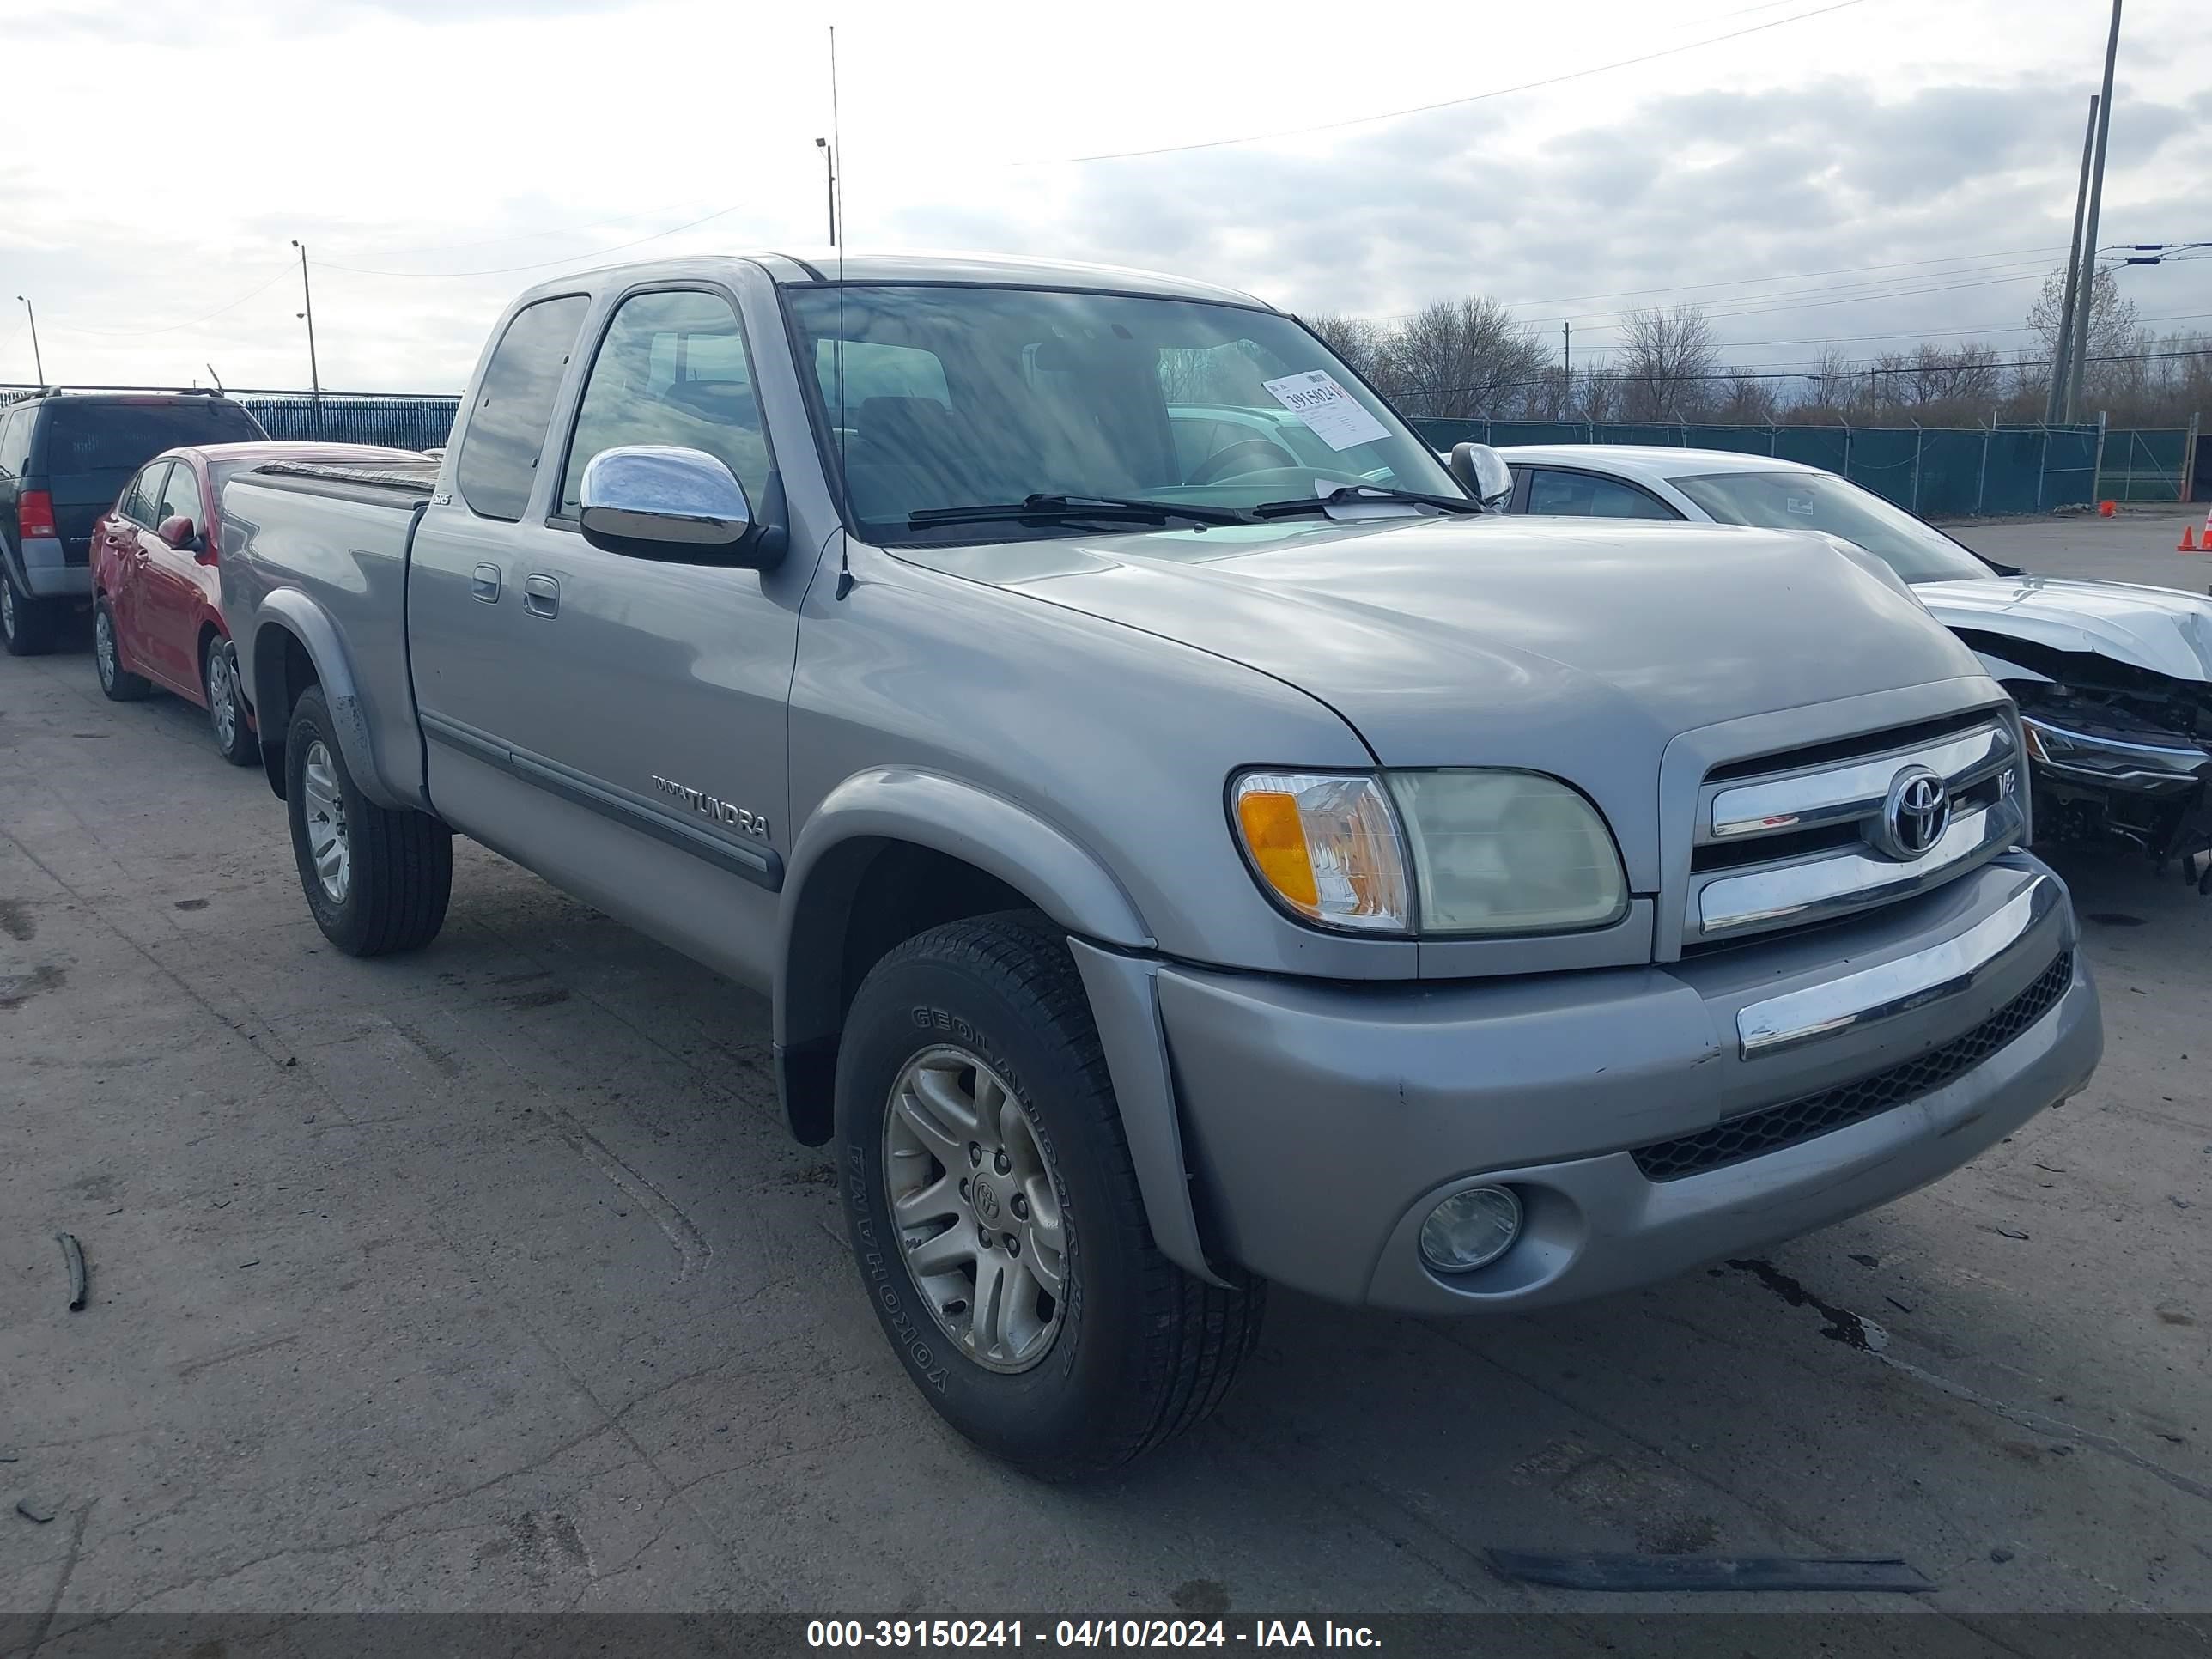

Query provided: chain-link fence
[240,394,460,449]
[1410,418,2126,515]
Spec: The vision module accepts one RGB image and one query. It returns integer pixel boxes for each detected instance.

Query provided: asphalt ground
[1,511,2206,1638]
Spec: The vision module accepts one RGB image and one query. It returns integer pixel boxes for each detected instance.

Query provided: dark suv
[0,389,266,654]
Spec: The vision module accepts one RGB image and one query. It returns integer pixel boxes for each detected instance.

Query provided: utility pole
[290,240,323,436]
[2065,0,2123,425]
[15,295,44,384]
[2045,93,2100,424]
[1561,321,1571,417]
[815,138,837,245]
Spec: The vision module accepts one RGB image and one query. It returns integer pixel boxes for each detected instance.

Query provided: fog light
[1419,1186,1522,1274]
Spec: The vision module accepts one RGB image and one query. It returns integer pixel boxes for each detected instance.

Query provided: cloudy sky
[3,0,2209,393]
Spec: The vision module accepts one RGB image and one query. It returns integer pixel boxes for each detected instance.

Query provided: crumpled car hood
[1917,574,2212,684]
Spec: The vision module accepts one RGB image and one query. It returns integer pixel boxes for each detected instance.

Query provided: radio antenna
[831,22,854,599]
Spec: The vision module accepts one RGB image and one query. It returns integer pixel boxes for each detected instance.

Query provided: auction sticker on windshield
[1262,369,1389,451]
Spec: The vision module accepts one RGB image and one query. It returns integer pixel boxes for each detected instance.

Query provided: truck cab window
[455,294,590,522]
[560,289,770,516]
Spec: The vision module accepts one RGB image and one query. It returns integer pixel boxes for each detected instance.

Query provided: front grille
[1632,949,2074,1182]
[1686,711,2023,948]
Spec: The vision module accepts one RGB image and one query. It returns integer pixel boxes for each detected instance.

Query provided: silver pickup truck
[221,252,2101,1478]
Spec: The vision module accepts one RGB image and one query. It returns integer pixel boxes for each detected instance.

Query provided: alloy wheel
[94,610,117,689]
[1,576,15,642]
[301,740,351,903]
[884,1045,1068,1373]
[208,647,238,748]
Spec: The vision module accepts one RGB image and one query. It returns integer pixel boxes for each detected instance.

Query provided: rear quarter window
[456,295,592,521]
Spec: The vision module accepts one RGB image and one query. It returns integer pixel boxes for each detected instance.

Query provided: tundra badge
[653,775,770,840]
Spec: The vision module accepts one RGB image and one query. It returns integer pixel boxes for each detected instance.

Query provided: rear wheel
[93,602,151,699]
[203,636,258,765]
[2,563,59,658]
[837,911,1264,1479]
[284,685,451,956]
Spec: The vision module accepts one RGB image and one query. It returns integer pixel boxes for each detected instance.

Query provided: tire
[837,910,1264,1480]
[203,635,258,766]
[93,601,152,700]
[284,684,452,956]
[2,562,58,658]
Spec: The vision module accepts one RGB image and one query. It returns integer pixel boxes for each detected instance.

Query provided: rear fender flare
[248,592,404,810]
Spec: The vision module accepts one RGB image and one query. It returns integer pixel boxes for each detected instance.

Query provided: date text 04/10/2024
[805,1621,1382,1650]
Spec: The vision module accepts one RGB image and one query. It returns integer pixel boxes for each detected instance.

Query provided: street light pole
[2064,0,2123,425]
[290,240,323,436]
[15,295,44,385]
[2044,94,2099,424]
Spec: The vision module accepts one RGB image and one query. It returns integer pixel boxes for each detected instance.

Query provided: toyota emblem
[1873,766,1952,861]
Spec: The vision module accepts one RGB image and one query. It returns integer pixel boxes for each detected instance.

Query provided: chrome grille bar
[1706,720,2015,843]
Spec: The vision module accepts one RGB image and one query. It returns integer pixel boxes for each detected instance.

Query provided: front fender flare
[248,591,407,811]
[775,771,1226,1285]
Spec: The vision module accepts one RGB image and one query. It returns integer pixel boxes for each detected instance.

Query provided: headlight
[1231,771,1410,932]
[1387,769,1628,934]
[1231,768,1626,937]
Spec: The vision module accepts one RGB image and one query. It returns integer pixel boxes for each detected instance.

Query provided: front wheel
[837,911,1264,1480]
[284,685,452,956]
[203,637,258,765]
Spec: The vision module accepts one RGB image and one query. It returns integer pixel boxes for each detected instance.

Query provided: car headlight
[1231,768,1627,936]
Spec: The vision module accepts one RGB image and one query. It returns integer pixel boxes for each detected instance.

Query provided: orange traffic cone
[2183,526,2199,552]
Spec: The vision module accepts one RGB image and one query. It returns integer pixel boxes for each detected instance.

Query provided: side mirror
[578,445,783,568]
[1448,442,1514,510]
[157,514,200,551]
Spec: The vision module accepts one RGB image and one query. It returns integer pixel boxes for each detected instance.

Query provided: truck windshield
[785,283,1460,542]
[1671,470,1991,584]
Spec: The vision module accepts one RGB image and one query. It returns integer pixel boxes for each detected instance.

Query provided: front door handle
[522,574,560,618]
[471,563,501,603]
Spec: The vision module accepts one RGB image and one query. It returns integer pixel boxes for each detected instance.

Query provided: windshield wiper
[1250,484,1484,520]
[908,494,1246,529]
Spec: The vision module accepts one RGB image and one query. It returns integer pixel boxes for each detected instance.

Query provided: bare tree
[1617,304,1720,422]
[1383,296,1550,418]
[2027,264,2142,363]
[1712,369,1780,424]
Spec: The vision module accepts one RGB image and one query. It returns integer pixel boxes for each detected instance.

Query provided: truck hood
[915,515,1982,878]
[1914,574,2212,684]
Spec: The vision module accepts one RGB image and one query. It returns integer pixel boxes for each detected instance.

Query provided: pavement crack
[1870,1348,2212,1506]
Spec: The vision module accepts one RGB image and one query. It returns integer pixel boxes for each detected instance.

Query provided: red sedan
[89,442,422,762]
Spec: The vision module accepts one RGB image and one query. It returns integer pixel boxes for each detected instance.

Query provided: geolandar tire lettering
[283,685,453,957]
[835,909,1264,1480]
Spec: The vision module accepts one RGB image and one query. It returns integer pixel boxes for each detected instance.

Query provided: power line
[44,266,297,339]
[1346,243,2069,324]
[1039,0,1873,163]
[311,202,752,279]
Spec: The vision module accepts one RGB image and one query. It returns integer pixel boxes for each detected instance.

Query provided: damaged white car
[1492,444,2212,891]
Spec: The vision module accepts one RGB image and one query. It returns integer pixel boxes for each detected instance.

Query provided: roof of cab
[517,250,1275,311]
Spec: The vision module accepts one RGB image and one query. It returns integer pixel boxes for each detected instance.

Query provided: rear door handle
[523,574,560,618]
[471,563,501,603]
